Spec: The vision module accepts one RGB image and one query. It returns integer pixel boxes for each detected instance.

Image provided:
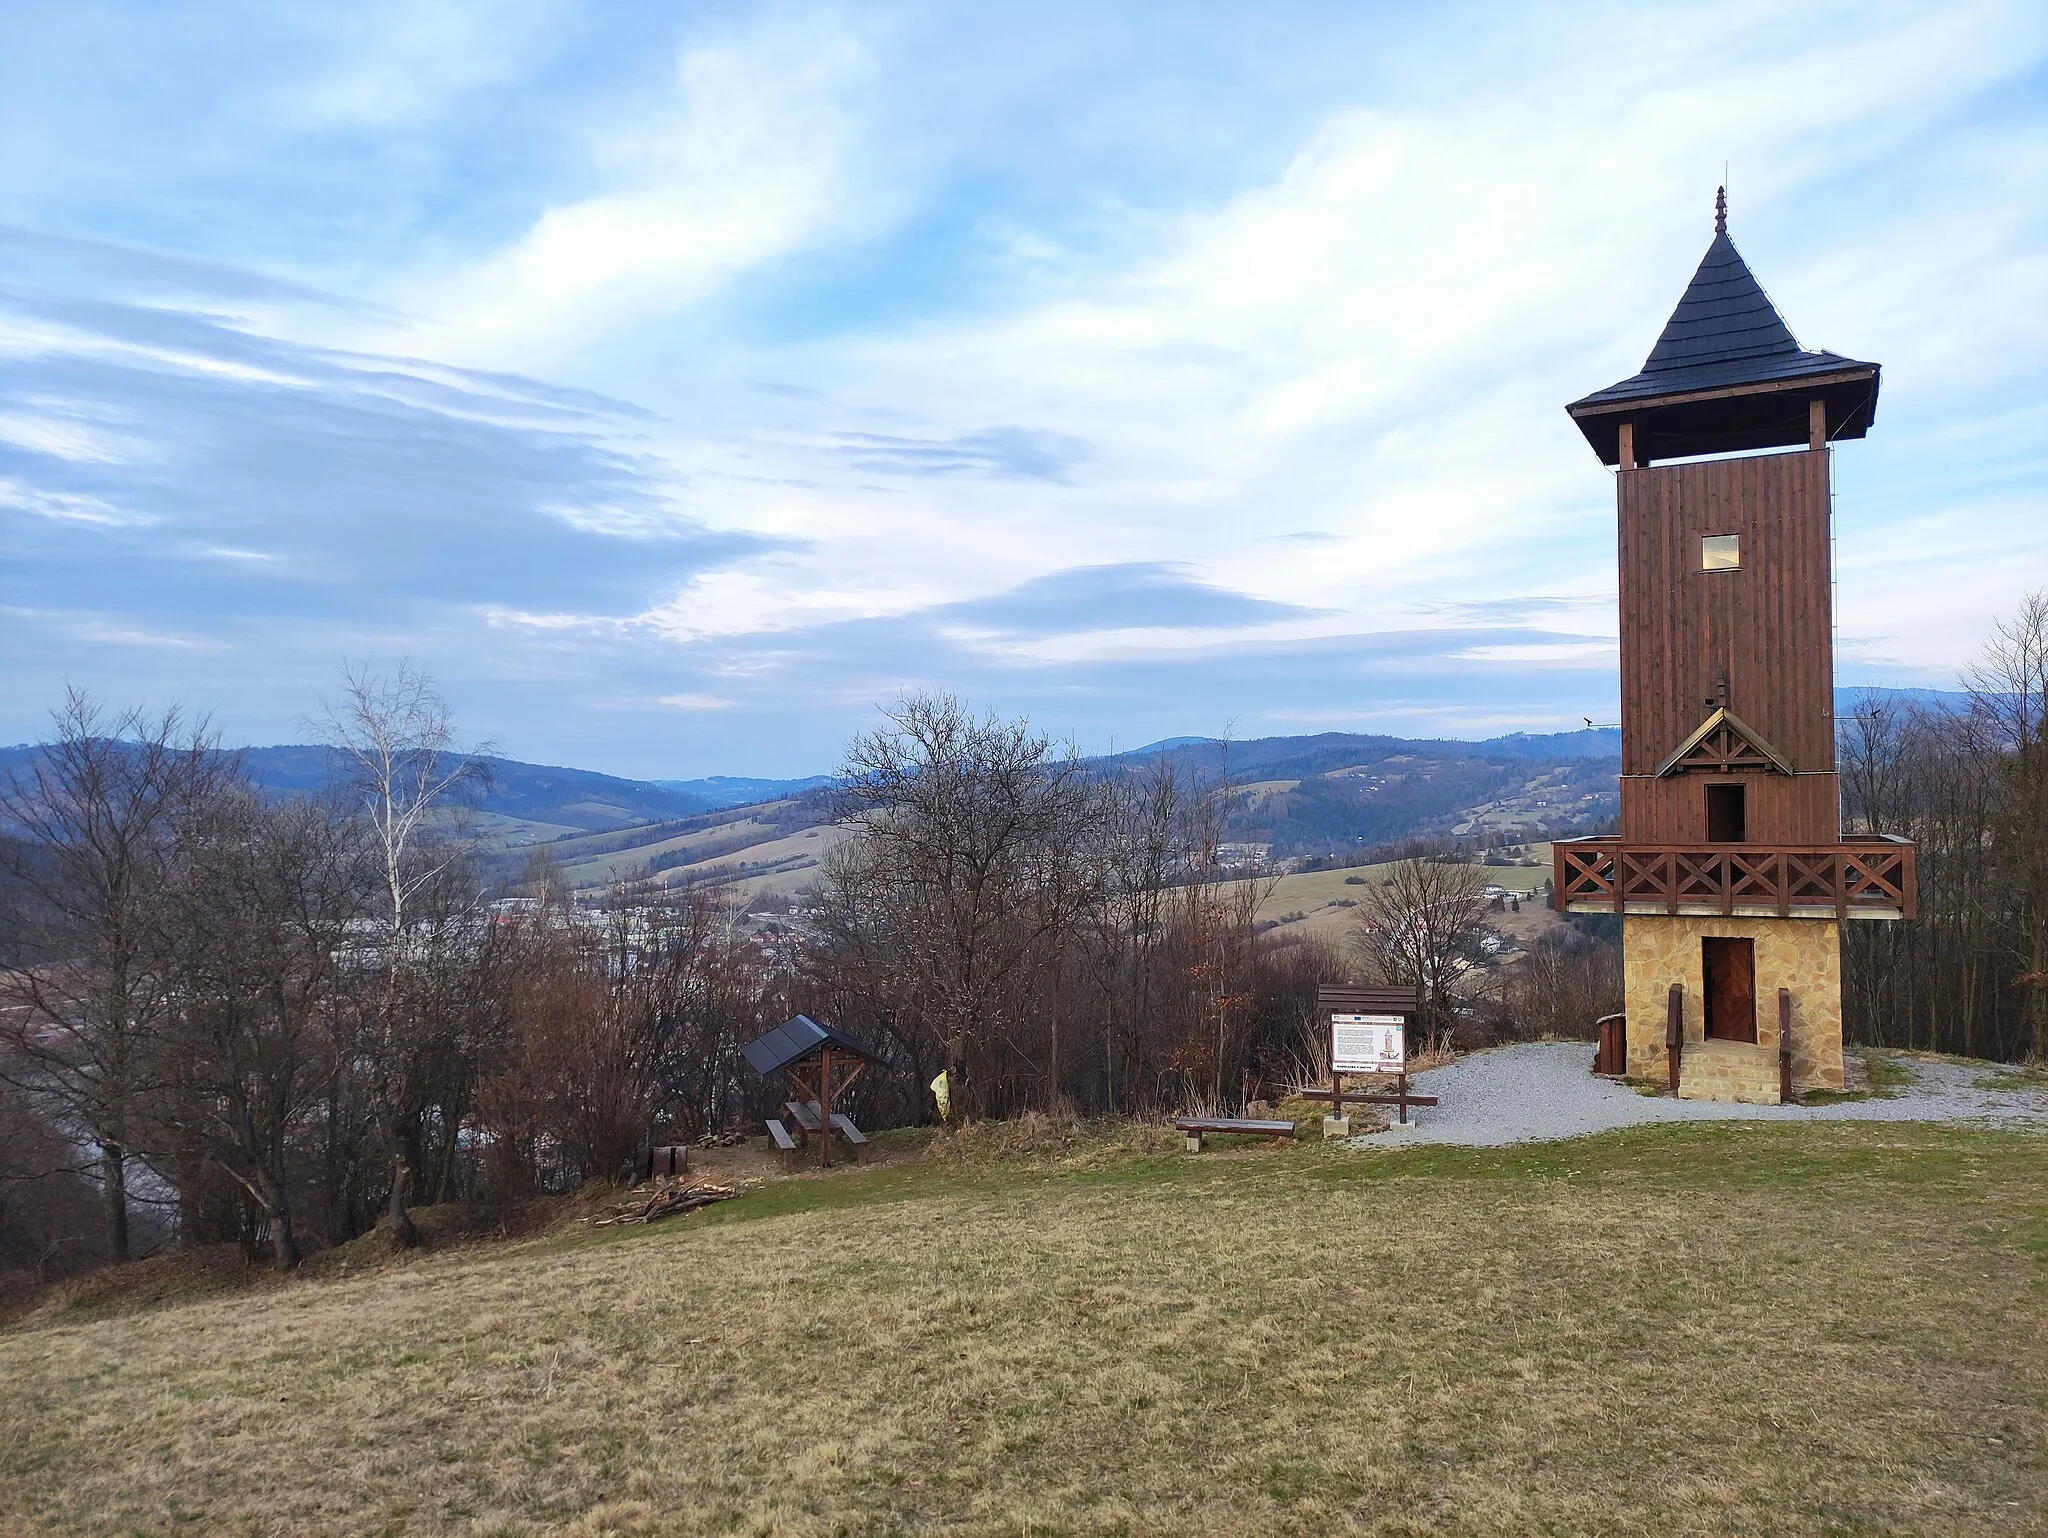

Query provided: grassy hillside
[3,1121,2043,1535]
[1241,843,1555,947]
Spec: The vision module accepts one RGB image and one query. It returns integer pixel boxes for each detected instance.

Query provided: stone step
[1676,1038,1782,1105]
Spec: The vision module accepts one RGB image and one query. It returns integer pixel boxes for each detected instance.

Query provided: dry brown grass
[920,1110,1180,1167]
[2,1123,2045,1536]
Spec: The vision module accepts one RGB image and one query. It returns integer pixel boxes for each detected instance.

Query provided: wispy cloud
[391,11,880,367]
[1,1,2044,776]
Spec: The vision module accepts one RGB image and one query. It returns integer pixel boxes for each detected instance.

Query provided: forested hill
[0,742,827,842]
[1132,729,1622,859]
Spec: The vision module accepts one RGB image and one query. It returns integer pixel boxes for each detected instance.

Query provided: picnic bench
[830,1112,871,1163]
[1174,1115,1298,1152]
[765,1118,798,1169]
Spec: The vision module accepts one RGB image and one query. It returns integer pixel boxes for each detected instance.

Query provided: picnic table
[782,1099,871,1163]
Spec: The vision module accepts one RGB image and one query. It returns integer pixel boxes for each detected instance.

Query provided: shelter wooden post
[818,1047,833,1169]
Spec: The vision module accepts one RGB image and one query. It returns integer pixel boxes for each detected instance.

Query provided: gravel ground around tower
[1362,1040,2048,1148]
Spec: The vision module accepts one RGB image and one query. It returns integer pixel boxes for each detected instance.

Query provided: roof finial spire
[1715,185,1728,236]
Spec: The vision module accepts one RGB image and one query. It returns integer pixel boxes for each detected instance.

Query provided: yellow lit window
[1701,533,1741,571]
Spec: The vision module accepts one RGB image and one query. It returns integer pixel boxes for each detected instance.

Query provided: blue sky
[2,1,2045,777]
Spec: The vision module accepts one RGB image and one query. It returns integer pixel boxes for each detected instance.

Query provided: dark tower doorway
[1706,782,1747,843]
[1703,938,1758,1042]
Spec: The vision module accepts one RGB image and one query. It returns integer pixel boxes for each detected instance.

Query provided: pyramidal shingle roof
[1566,191,1880,464]
[1640,227,1804,375]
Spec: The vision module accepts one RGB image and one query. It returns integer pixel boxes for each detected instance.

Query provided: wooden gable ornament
[1652,706,1795,778]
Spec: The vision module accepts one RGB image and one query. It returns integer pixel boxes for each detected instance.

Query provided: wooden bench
[829,1112,871,1163]
[1174,1116,1298,1152]
[765,1118,798,1169]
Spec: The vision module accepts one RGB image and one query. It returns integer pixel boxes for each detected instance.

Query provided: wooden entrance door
[1702,938,1757,1042]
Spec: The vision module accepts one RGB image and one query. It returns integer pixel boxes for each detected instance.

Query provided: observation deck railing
[1552,834,1915,920]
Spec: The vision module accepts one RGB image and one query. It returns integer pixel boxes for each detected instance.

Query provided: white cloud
[0,404,148,465]
[603,0,2045,688]
[393,11,878,367]
[0,478,151,527]
[7,0,2046,765]
[281,0,563,130]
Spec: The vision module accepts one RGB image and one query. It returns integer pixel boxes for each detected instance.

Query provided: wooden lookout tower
[1553,191,1915,1102]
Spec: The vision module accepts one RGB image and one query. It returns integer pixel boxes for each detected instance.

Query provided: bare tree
[315,660,491,1246]
[830,693,1099,1119]
[1839,699,1912,837]
[0,691,238,1261]
[1086,758,1203,1111]
[149,792,368,1269]
[1968,591,2048,1060]
[0,1078,111,1297]
[1349,858,1490,1048]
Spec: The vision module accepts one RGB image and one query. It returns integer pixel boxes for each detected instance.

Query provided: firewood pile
[589,1179,738,1228]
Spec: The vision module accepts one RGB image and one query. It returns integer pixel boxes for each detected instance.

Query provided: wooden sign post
[1302,984,1437,1131]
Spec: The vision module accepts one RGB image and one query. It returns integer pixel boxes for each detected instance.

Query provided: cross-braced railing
[1552,836,1914,919]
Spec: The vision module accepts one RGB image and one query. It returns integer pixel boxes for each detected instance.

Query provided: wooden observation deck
[1553,835,1915,920]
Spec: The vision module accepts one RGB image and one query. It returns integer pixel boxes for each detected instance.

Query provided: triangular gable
[1653,707,1795,778]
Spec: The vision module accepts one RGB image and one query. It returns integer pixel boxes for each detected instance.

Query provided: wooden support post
[818,1047,833,1169]
[1809,397,1827,452]
[1618,419,1636,472]
[1779,988,1794,1104]
[1666,984,1684,1094]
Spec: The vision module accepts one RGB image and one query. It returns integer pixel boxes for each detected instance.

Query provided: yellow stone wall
[1620,916,1844,1092]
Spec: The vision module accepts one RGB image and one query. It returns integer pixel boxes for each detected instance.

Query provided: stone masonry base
[1621,915,1844,1094]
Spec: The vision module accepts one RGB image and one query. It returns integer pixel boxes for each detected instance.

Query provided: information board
[1331,1013,1406,1074]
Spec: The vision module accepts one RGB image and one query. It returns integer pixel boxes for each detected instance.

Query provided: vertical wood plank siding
[1617,449,1839,845]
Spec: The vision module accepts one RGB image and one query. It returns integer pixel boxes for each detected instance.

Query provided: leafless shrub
[1487,926,1623,1043]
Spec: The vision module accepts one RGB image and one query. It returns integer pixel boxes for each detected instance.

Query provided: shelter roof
[742,1014,878,1076]
[1567,191,1879,465]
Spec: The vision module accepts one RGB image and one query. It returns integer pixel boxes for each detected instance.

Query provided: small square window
[1701,533,1741,571]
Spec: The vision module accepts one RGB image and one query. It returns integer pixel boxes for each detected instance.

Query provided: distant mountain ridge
[2,688,1968,874]
[651,774,836,805]
[0,743,827,840]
